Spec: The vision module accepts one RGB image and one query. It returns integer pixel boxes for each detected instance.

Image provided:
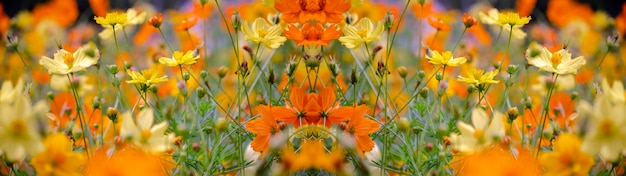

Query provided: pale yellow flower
[241,17,286,49]
[525,43,586,75]
[0,95,48,161]
[577,95,626,161]
[98,9,147,39]
[120,108,176,153]
[601,78,625,104]
[426,50,467,66]
[39,43,100,75]
[159,50,199,66]
[50,75,94,96]
[449,108,505,153]
[0,79,24,104]
[31,133,85,176]
[478,8,527,39]
[457,67,499,86]
[540,133,594,176]
[126,68,168,86]
[338,18,384,49]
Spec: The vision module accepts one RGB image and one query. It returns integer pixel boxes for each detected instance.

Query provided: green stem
[595,47,611,71]
[158,28,175,53]
[66,74,91,160]
[535,74,559,158]
[452,27,467,52]
[430,30,439,47]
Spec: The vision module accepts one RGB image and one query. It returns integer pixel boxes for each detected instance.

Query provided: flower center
[599,119,614,136]
[141,129,152,143]
[258,29,268,38]
[558,153,572,166]
[473,129,485,142]
[357,29,368,38]
[550,53,562,68]
[11,120,26,137]
[301,0,325,12]
[63,53,75,68]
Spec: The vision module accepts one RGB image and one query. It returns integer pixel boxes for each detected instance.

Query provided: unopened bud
[507,107,519,122]
[419,87,429,98]
[506,65,518,74]
[215,117,229,133]
[107,65,119,74]
[148,13,163,28]
[397,117,410,133]
[384,10,394,30]
[217,66,228,78]
[462,13,477,28]
[231,10,242,30]
[418,70,426,79]
[107,107,119,122]
[397,66,408,78]
[268,67,275,84]
[196,87,206,99]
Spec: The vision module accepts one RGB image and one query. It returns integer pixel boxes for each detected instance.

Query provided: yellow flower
[457,67,499,86]
[0,94,48,161]
[241,17,287,49]
[426,50,467,66]
[478,9,528,39]
[525,43,586,75]
[31,133,86,176]
[540,133,593,176]
[496,12,531,26]
[159,50,199,66]
[39,43,100,75]
[338,17,384,49]
[120,108,176,153]
[601,78,625,104]
[126,68,168,86]
[94,12,128,26]
[448,108,505,153]
[577,95,626,161]
[0,79,24,104]
[97,9,147,39]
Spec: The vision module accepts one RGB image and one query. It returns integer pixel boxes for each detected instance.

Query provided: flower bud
[570,91,578,100]
[268,67,275,84]
[350,66,358,85]
[215,117,229,133]
[182,73,190,81]
[148,84,159,94]
[200,70,209,79]
[92,96,102,109]
[419,87,429,98]
[47,91,55,100]
[462,13,477,28]
[372,45,383,56]
[418,70,426,79]
[435,73,443,81]
[607,31,620,49]
[192,142,200,151]
[425,142,434,152]
[397,117,411,133]
[506,64,518,74]
[507,107,518,122]
[196,87,206,99]
[5,31,19,49]
[467,84,477,94]
[217,66,228,78]
[107,65,119,74]
[384,10,394,30]
[107,107,119,122]
[397,66,408,78]
[148,13,163,28]
[231,10,242,30]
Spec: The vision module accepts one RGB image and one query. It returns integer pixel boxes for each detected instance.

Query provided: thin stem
[66,74,90,160]
[14,48,31,72]
[535,74,559,158]
[186,30,196,48]
[430,30,439,47]
[158,28,175,53]
[595,47,611,71]
[452,27,468,52]
[214,0,240,60]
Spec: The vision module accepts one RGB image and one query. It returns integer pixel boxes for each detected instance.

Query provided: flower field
[0,0,626,175]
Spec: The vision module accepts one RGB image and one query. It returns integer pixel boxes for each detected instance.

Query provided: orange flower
[516,0,537,17]
[31,0,78,27]
[307,88,353,128]
[245,105,281,155]
[546,0,593,28]
[275,0,351,24]
[83,145,174,176]
[173,17,198,31]
[272,88,318,127]
[148,13,163,28]
[428,17,452,31]
[88,0,109,18]
[283,23,341,46]
[344,105,379,156]
[450,145,541,175]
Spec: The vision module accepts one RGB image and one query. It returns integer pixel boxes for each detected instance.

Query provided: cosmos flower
[83,145,175,175]
[173,17,198,31]
[241,18,287,49]
[577,95,626,161]
[0,79,24,104]
[479,8,528,39]
[0,95,48,161]
[96,9,146,39]
[126,68,169,86]
[245,105,281,156]
[272,87,319,127]
[31,133,86,176]
[120,108,176,153]
[426,50,467,67]
[39,42,100,75]
[496,12,531,26]
[540,133,594,176]
[600,78,625,104]
[159,50,199,67]
[283,23,342,46]
[449,108,505,153]
[274,0,351,24]
[344,105,379,155]
[525,42,586,75]
[457,66,499,86]
[427,17,452,31]
[338,18,384,49]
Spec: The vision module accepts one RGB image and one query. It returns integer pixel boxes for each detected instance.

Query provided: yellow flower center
[550,53,562,68]
[357,29,368,38]
[63,53,75,68]
[11,120,26,137]
[558,153,572,166]
[258,29,268,38]
[141,129,152,143]
[474,129,485,142]
[599,119,614,136]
